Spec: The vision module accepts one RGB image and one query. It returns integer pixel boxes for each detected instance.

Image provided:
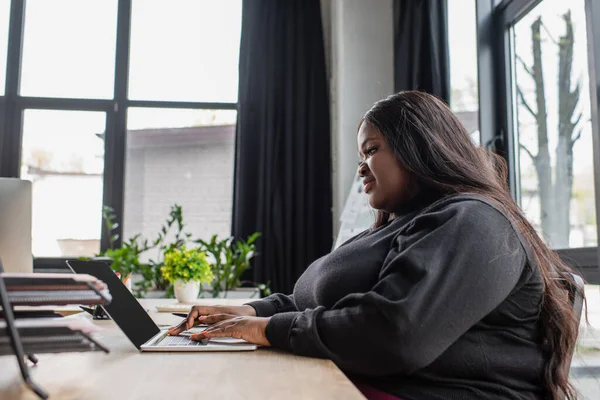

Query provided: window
[448,0,480,145]
[128,0,242,102]
[20,109,106,257]
[511,0,596,249]
[476,0,600,281]
[123,108,236,248]
[0,1,242,270]
[20,0,118,99]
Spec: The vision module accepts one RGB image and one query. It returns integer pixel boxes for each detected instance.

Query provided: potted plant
[196,232,265,298]
[160,245,213,303]
[143,204,193,297]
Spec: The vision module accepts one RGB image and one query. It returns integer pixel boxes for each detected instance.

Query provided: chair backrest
[558,273,585,400]
[567,273,585,331]
[565,273,585,370]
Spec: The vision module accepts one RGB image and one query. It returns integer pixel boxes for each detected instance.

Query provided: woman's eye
[366,147,377,156]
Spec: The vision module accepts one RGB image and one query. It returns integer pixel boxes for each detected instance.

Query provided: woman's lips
[363,180,375,193]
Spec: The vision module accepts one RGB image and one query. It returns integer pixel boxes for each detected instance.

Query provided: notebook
[0,318,108,355]
[1,272,111,306]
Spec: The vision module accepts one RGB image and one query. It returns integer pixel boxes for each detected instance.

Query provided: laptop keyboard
[158,334,207,347]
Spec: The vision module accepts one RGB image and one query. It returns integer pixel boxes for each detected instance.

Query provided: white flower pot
[174,279,200,304]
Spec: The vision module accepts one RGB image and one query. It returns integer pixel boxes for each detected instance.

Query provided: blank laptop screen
[67,260,161,349]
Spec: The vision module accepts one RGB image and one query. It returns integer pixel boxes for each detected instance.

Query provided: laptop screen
[67,260,161,349]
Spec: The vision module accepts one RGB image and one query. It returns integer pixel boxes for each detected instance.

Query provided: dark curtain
[232,0,332,294]
[394,0,450,102]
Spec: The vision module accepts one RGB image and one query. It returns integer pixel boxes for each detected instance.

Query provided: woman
[169,91,580,400]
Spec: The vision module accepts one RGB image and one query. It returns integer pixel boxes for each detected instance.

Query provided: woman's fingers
[168,307,209,335]
[185,306,209,332]
[190,326,235,340]
[173,306,216,335]
[197,313,236,324]
[188,316,271,346]
[167,319,190,335]
[167,308,235,335]
[190,319,245,341]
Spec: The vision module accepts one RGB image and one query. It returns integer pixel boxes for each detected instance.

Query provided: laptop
[66,260,257,352]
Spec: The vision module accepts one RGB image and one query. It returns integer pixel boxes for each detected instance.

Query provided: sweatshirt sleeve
[264,199,528,376]
[245,293,298,317]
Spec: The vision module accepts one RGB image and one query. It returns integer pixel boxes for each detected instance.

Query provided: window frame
[476,0,600,282]
[0,0,239,271]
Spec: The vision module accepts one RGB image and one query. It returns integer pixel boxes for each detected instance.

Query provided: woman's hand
[167,305,257,336]
[190,316,271,346]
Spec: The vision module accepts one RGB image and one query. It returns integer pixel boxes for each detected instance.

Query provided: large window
[476,0,600,282]
[511,0,596,249]
[0,0,242,268]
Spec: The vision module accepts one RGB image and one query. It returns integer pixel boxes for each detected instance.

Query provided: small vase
[174,279,200,304]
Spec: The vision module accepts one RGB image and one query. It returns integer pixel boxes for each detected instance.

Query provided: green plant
[145,204,193,294]
[95,205,266,299]
[97,204,194,298]
[196,232,261,297]
[160,246,213,285]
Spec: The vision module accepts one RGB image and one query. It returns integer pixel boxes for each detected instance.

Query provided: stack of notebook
[1,272,112,306]
[0,272,111,354]
[0,317,107,356]
[0,272,111,355]
[0,271,112,398]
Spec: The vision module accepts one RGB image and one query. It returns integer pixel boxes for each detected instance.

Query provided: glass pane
[0,0,10,95]
[448,0,479,145]
[129,0,242,102]
[124,108,236,259]
[20,0,118,99]
[512,0,596,248]
[20,110,106,257]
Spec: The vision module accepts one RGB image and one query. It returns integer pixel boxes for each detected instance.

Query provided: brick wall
[123,127,235,258]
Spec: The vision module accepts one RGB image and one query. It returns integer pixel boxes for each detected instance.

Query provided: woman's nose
[357,162,368,177]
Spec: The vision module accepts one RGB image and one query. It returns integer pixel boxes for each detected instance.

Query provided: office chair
[561,272,585,400]
[567,273,585,340]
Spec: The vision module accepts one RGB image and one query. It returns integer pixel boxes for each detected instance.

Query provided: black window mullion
[476,0,517,197]
[476,0,497,150]
[0,0,25,178]
[127,99,237,110]
[102,0,131,253]
[497,0,542,24]
[16,97,112,111]
[500,7,519,200]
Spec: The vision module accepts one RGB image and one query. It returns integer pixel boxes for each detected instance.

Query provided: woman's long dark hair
[363,91,580,399]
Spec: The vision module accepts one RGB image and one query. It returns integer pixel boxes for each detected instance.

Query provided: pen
[171,313,188,318]
[122,272,132,285]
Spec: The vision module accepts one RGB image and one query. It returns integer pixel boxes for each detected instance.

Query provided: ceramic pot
[174,279,200,303]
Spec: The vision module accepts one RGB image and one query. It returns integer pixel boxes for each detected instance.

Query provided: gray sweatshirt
[247,194,545,400]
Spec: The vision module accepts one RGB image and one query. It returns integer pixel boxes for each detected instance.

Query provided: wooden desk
[0,299,365,399]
